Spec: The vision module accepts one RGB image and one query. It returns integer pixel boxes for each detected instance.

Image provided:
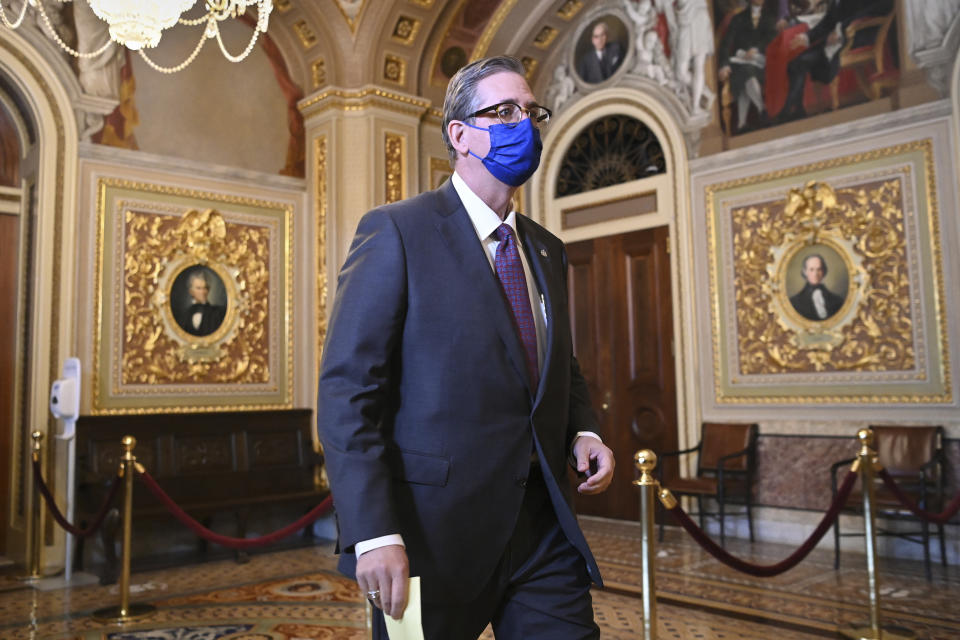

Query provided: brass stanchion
[93,436,156,623]
[839,429,915,640]
[633,449,660,640]
[19,432,44,582]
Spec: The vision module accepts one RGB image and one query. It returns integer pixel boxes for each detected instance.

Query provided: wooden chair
[830,9,897,109]
[658,422,759,546]
[831,426,947,580]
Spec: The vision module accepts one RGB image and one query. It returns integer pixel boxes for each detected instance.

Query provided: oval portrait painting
[575,15,629,84]
[784,245,849,323]
[170,265,228,337]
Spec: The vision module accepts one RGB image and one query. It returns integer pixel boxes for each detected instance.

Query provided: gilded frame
[93,178,293,414]
[705,140,950,404]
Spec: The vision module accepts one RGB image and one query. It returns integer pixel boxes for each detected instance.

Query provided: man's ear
[447,120,470,157]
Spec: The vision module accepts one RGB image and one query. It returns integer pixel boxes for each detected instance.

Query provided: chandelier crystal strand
[137,29,207,74]
[213,19,261,63]
[0,0,30,30]
[35,0,114,58]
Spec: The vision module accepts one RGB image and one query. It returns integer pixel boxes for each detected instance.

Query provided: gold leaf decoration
[122,208,271,385]
[732,179,914,375]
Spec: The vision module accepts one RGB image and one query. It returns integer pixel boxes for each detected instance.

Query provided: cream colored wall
[130,19,290,175]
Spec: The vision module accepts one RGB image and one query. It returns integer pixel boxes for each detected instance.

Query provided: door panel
[567,227,677,521]
[0,213,18,553]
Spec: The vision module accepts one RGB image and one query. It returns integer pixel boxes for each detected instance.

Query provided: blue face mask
[465,117,542,187]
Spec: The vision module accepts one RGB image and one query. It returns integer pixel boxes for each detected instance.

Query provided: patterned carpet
[0,517,957,639]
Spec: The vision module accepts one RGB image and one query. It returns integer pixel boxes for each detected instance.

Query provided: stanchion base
[839,623,917,639]
[92,603,156,623]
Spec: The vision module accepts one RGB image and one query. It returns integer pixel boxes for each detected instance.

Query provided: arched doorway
[533,88,698,521]
[0,29,80,566]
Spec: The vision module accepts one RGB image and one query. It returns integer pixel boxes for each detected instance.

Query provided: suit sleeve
[317,209,407,553]
[559,245,600,452]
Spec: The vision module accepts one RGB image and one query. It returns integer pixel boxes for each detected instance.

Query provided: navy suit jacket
[317,179,602,603]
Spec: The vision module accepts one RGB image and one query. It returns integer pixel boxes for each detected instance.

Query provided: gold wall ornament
[125,207,267,377]
[293,20,318,49]
[705,140,951,404]
[311,58,326,89]
[299,87,431,119]
[557,0,585,20]
[385,132,405,204]
[731,178,912,375]
[533,26,559,49]
[520,56,539,81]
[94,179,293,414]
[392,15,421,45]
[383,53,407,85]
[315,135,328,374]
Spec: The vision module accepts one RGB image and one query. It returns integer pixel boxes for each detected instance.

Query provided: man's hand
[356,544,409,620]
[790,32,809,50]
[573,436,615,495]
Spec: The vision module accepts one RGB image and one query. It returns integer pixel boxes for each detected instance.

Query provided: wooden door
[0,99,21,554]
[567,226,677,521]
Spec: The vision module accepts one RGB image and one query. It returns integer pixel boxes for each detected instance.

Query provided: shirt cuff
[355,534,406,557]
[569,431,602,467]
[574,431,602,444]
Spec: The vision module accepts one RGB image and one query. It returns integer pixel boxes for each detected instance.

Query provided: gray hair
[441,55,527,165]
[801,253,828,278]
[188,269,210,288]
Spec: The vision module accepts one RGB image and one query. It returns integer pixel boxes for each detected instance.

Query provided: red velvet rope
[877,468,960,526]
[32,458,122,538]
[137,468,333,549]
[667,469,858,577]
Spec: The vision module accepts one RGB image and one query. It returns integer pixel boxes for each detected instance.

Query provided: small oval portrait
[575,15,629,84]
[170,265,228,337]
[785,245,849,322]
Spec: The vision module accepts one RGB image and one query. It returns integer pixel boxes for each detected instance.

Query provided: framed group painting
[93,178,293,414]
[704,138,951,405]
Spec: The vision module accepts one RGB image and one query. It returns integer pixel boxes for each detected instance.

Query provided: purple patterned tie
[494,223,539,389]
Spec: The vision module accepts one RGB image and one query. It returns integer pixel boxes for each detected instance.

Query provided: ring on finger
[366,589,381,602]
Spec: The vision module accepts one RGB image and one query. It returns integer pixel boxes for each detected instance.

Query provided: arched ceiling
[267,0,589,105]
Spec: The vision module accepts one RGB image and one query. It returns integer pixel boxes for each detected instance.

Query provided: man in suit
[778,0,893,121]
[175,270,226,336]
[577,21,624,83]
[789,254,845,321]
[317,56,614,640]
[717,0,780,131]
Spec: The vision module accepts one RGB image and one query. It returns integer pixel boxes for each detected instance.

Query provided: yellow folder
[384,576,425,640]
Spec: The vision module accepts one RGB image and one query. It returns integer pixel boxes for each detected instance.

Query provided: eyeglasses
[468,102,552,126]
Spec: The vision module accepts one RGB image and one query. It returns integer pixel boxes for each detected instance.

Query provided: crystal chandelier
[0,0,273,73]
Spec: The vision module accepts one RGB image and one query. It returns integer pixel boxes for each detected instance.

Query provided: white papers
[384,576,425,640]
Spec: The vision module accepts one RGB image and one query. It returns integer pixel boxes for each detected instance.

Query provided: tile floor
[0,517,956,639]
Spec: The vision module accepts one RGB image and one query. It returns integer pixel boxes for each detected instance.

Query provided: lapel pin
[540,249,548,257]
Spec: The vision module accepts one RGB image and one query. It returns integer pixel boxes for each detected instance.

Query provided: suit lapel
[517,216,558,409]
[432,181,534,396]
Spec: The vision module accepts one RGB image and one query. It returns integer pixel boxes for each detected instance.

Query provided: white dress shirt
[355,173,600,558]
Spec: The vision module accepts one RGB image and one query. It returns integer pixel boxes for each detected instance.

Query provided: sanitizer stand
[36,358,98,590]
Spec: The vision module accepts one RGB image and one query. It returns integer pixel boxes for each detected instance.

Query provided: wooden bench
[75,409,328,583]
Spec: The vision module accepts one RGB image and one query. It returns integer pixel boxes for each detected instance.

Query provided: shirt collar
[451,171,520,244]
